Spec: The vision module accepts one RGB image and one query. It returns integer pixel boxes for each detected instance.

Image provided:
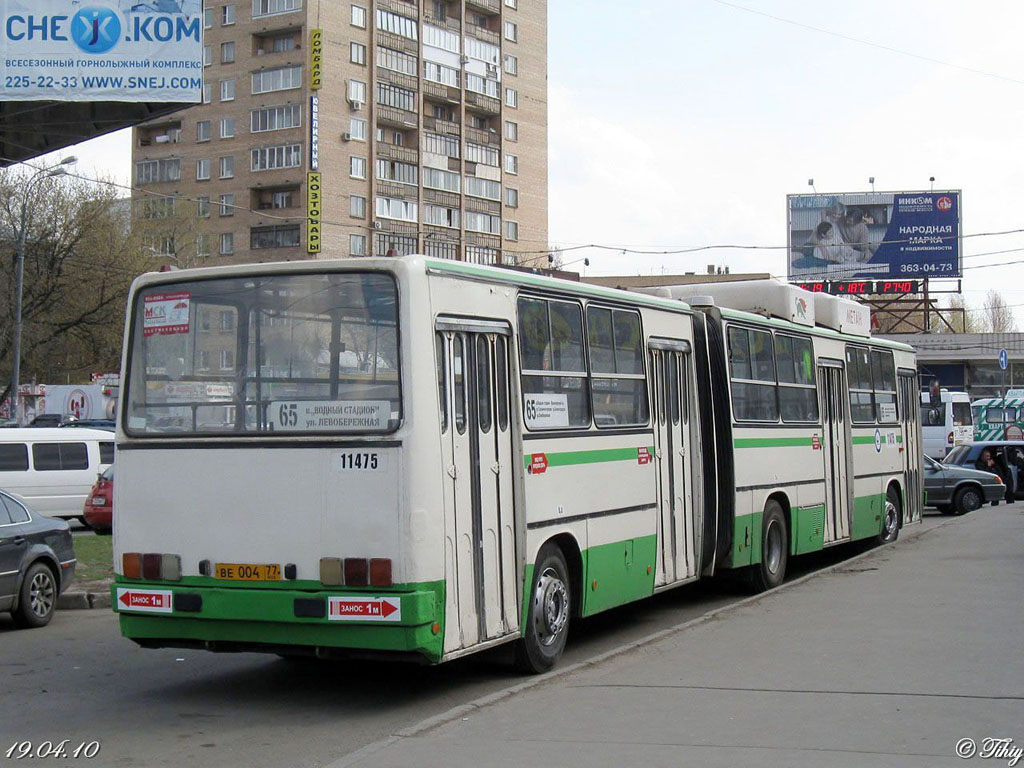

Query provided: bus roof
[972,397,1024,407]
[719,306,915,351]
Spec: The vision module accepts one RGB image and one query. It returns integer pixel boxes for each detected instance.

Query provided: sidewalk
[57,578,112,610]
[337,508,1024,768]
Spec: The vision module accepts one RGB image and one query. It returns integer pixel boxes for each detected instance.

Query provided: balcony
[377,67,419,92]
[374,218,418,236]
[376,180,418,200]
[466,231,501,249]
[465,91,501,116]
[375,143,419,164]
[423,188,461,208]
[377,105,419,129]
[423,80,461,104]
[377,0,418,15]
[138,122,182,147]
[465,23,499,46]
[465,196,501,215]
[423,8,461,31]
[377,30,418,54]
[466,125,500,146]
[466,0,500,14]
[423,116,460,136]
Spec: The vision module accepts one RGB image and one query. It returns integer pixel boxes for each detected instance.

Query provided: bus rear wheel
[877,486,900,544]
[515,543,571,674]
[750,501,788,593]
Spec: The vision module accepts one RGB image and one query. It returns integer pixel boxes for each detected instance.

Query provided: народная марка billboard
[788,191,961,281]
[0,0,202,102]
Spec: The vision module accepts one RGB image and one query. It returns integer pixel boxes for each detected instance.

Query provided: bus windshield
[952,402,973,427]
[125,272,401,435]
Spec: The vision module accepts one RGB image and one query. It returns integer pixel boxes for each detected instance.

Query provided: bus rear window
[125,272,401,435]
[952,402,973,426]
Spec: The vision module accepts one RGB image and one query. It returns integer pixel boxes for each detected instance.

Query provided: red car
[82,465,113,534]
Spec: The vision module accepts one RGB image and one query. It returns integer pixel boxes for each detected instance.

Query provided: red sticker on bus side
[638,447,652,465]
[530,453,548,474]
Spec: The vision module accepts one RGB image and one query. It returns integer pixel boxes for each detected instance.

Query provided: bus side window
[436,332,448,434]
[495,336,509,432]
[477,336,492,434]
[453,334,466,434]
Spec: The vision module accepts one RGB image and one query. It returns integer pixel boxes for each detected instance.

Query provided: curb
[325,515,958,768]
[58,584,112,611]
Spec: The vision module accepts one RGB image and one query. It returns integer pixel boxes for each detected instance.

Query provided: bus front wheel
[515,543,571,674]
[750,501,788,593]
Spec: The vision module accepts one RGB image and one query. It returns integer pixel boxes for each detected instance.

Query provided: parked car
[82,464,113,534]
[28,414,62,428]
[60,419,115,431]
[923,454,1004,515]
[0,428,114,523]
[0,489,76,627]
[943,440,1024,501]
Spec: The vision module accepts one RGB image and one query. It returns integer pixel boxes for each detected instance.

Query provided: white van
[0,428,114,522]
[921,390,973,459]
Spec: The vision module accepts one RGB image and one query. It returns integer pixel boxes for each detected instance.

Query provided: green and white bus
[112,257,921,672]
[972,392,1024,441]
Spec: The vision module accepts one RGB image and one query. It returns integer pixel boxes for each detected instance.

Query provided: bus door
[436,319,517,653]
[898,371,923,524]
[649,340,698,586]
[819,362,852,543]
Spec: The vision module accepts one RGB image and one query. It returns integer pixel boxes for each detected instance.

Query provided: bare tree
[132,193,212,270]
[0,170,150,386]
[936,294,983,334]
[982,290,1016,333]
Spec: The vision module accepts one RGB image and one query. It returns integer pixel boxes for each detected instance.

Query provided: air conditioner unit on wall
[373,220,383,230]
[341,132,352,141]
[348,98,363,110]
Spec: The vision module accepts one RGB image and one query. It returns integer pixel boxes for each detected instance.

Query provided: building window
[220,350,235,370]
[466,142,499,167]
[466,245,498,265]
[376,46,417,76]
[197,234,212,257]
[221,41,235,64]
[349,118,367,140]
[504,20,517,42]
[197,196,211,217]
[424,61,460,88]
[375,196,418,223]
[351,4,366,27]
[424,239,457,260]
[203,84,212,103]
[272,191,293,208]
[220,79,235,101]
[135,158,181,184]
[423,24,460,53]
[505,0,517,7]
[465,73,499,98]
[203,45,212,66]
[504,153,518,175]
[219,156,235,178]
[221,4,235,24]
[220,310,235,331]
[251,143,302,171]
[465,211,500,235]
[252,0,301,17]
[348,79,367,105]
[219,232,234,255]
[375,8,418,40]
[464,36,499,65]
[503,53,517,75]
[376,158,418,185]
[504,220,518,241]
[504,120,518,141]
[204,8,213,28]
[465,176,500,200]
[220,117,235,138]
[251,66,302,94]
[377,82,416,112]
[263,33,296,53]
[220,193,235,216]
[504,87,517,108]
[423,167,460,192]
[424,204,459,228]
[251,224,301,249]
[197,120,212,142]
[250,103,301,132]
[350,156,366,179]
[505,187,518,208]
[196,158,211,180]
[350,233,367,256]
[375,233,416,257]
[423,132,459,158]
[350,195,366,218]
[137,196,176,219]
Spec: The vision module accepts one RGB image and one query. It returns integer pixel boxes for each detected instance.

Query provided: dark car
[943,440,1024,501]
[0,490,76,628]
[923,454,1004,515]
[28,414,62,428]
[82,465,113,534]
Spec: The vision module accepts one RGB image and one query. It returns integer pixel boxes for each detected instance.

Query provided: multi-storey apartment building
[132,0,547,265]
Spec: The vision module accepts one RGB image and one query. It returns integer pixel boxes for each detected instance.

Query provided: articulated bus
[112,257,921,672]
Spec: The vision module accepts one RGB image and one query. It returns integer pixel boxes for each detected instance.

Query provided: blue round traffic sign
[999,349,1009,371]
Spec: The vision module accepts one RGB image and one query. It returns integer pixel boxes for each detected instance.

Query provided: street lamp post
[8,156,76,424]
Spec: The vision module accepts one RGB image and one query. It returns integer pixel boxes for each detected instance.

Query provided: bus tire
[877,486,900,544]
[515,543,571,674]
[750,501,787,593]
[953,486,982,515]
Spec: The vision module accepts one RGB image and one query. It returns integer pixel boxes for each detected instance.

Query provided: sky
[35,0,1024,324]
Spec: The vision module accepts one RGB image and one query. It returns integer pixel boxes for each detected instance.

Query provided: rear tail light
[142,553,162,579]
[122,553,141,578]
[344,558,369,586]
[947,431,954,444]
[369,558,392,587]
